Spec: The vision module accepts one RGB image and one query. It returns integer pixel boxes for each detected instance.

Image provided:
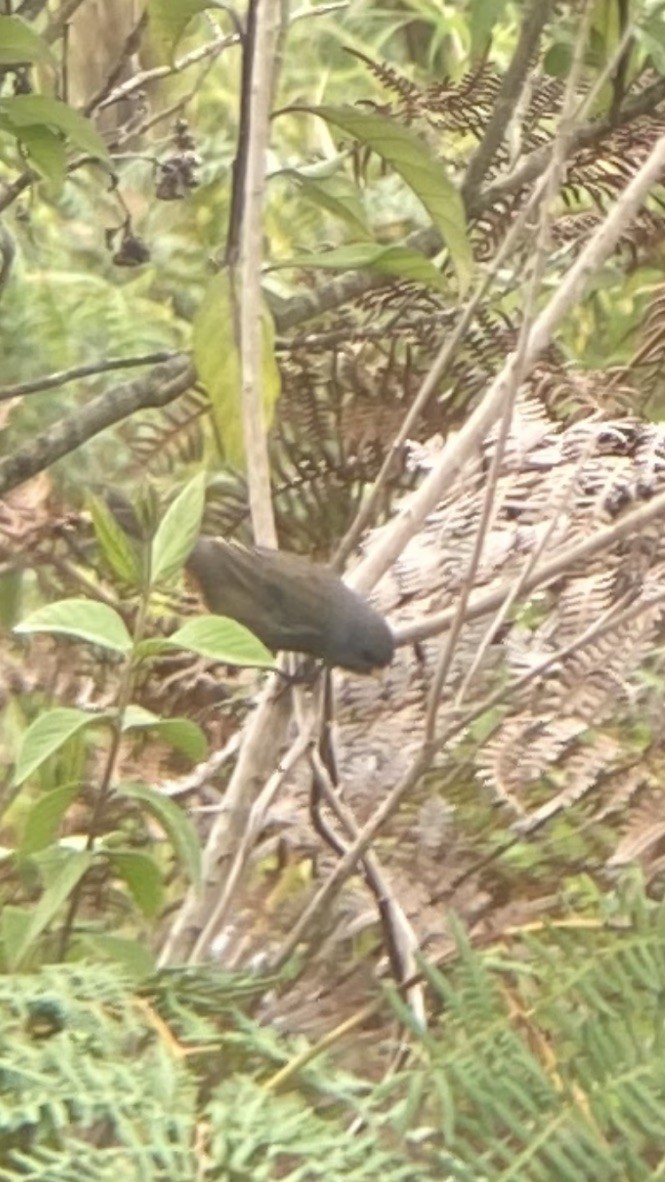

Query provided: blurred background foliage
[3,0,665,1177]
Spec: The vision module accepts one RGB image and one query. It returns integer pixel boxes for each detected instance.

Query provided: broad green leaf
[151,472,207,584]
[7,848,93,968]
[282,169,370,237]
[543,41,573,78]
[15,598,133,654]
[13,707,108,787]
[0,94,108,159]
[307,105,472,292]
[88,493,142,584]
[119,781,202,886]
[0,16,55,65]
[192,271,281,468]
[134,636,172,661]
[73,932,155,976]
[13,124,67,188]
[148,0,219,58]
[275,242,448,292]
[108,849,164,917]
[122,705,207,763]
[20,783,80,855]
[0,906,32,965]
[167,614,276,668]
[122,704,167,730]
[468,0,510,57]
[153,719,207,761]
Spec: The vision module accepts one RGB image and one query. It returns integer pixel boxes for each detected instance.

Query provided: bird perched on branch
[187,537,394,674]
[100,488,394,673]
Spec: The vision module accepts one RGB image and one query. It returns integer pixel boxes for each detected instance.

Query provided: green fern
[3,892,665,1180]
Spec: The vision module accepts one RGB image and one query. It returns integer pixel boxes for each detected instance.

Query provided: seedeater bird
[186,537,394,674]
[101,488,394,673]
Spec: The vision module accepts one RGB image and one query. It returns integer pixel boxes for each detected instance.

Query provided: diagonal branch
[0,357,193,495]
[462,0,555,199]
[348,131,665,596]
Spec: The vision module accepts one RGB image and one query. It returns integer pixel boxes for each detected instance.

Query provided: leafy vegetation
[2,0,665,1177]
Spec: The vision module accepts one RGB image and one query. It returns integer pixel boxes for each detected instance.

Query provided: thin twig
[0,352,177,402]
[424,0,596,741]
[186,721,314,964]
[98,31,235,112]
[268,578,661,971]
[347,131,665,598]
[394,477,665,649]
[0,358,193,496]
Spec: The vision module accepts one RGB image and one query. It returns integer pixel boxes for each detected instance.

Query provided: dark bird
[187,537,394,674]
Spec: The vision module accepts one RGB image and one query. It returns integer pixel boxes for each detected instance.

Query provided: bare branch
[235,0,282,546]
[348,131,665,597]
[0,358,194,496]
[0,352,178,402]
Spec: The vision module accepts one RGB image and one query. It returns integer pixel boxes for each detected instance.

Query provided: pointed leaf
[148,0,217,58]
[15,598,133,653]
[167,614,276,668]
[469,0,510,57]
[7,848,93,968]
[122,704,163,730]
[1,906,32,964]
[151,472,207,584]
[0,94,108,158]
[154,718,208,762]
[119,781,202,886]
[108,849,164,917]
[275,242,448,292]
[283,169,370,237]
[88,493,142,584]
[122,705,207,763]
[307,105,472,291]
[73,932,155,976]
[192,271,281,468]
[0,16,56,65]
[13,707,108,787]
[12,124,67,188]
[20,783,80,855]
[134,636,172,661]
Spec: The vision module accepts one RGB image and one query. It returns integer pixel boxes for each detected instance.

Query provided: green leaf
[13,123,67,188]
[119,781,202,887]
[151,472,207,584]
[122,705,207,763]
[15,598,133,654]
[0,906,32,965]
[0,16,55,66]
[282,169,370,237]
[192,271,281,468]
[108,849,164,918]
[88,493,142,584]
[72,932,155,976]
[20,783,80,855]
[167,614,276,668]
[306,105,472,292]
[13,707,108,787]
[0,94,108,159]
[134,636,172,661]
[148,0,219,58]
[468,0,510,57]
[155,719,208,762]
[274,242,448,292]
[6,848,93,968]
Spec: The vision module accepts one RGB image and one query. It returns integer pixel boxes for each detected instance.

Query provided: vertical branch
[235,0,283,547]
